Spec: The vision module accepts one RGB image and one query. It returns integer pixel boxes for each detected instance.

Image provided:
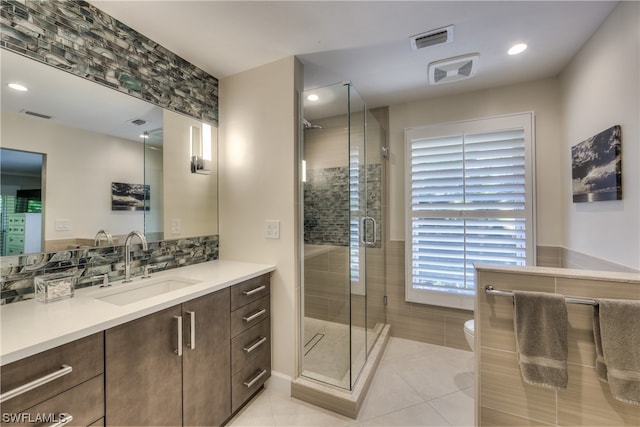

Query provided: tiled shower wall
[303,164,382,247]
[1,0,218,124]
[0,235,219,305]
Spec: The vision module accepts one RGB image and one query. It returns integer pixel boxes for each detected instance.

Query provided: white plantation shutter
[405,114,535,309]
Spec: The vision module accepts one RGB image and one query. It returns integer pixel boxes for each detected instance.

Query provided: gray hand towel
[593,298,640,406]
[513,290,568,390]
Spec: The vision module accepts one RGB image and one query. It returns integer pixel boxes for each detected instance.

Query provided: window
[405,113,535,309]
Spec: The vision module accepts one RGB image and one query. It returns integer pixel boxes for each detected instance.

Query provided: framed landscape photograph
[571,125,622,203]
[111,182,150,211]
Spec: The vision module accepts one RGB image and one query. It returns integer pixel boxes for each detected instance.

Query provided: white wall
[388,77,564,249]
[560,1,640,269]
[219,57,302,380]
[1,112,146,242]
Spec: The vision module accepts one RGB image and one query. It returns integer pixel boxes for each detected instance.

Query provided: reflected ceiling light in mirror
[508,43,528,55]
[306,94,319,101]
[8,82,28,91]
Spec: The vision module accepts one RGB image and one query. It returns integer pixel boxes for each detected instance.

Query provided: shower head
[303,118,323,130]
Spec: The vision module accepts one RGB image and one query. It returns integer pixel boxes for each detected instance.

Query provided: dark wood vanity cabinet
[0,333,105,427]
[1,273,271,427]
[105,289,231,426]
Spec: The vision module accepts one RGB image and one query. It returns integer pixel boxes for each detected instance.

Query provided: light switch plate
[265,220,280,239]
[55,219,71,231]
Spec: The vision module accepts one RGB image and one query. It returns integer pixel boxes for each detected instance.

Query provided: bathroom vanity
[0,260,274,426]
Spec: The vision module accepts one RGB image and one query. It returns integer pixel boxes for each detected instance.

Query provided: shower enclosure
[300,82,386,390]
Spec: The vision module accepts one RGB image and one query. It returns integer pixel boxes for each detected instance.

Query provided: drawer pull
[186,310,196,350]
[242,309,266,323]
[243,285,266,296]
[0,364,73,403]
[243,369,268,388]
[243,336,268,353]
[174,315,183,357]
[48,413,73,427]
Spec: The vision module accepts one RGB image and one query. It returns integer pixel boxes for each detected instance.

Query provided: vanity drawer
[1,375,104,427]
[230,274,270,311]
[230,295,270,337]
[231,350,270,413]
[231,318,270,375]
[0,333,104,414]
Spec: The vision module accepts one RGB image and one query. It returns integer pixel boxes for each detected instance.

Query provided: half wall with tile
[476,265,640,426]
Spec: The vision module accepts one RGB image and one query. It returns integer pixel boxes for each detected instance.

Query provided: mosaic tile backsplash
[0,235,219,305]
[304,165,382,247]
[1,0,218,124]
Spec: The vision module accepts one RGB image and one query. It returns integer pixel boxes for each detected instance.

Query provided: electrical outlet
[171,218,181,234]
[265,220,280,239]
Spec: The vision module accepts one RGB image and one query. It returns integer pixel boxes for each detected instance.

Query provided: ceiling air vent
[410,25,454,51]
[428,53,479,85]
[129,118,147,126]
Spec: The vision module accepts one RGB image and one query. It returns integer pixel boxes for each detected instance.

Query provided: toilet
[464,319,475,351]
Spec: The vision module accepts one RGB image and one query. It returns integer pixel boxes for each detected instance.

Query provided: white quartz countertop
[0,260,276,366]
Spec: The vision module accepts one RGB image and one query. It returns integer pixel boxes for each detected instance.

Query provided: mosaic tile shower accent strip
[303,165,381,247]
[0,0,218,124]
[0,235,219,305]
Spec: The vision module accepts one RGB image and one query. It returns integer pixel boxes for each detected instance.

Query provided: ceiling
[89,0,617,109]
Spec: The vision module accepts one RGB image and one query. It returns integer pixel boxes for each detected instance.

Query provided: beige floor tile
[358,363,425,421]
[236,336,476,426]
[361,402,451,426]
[429,388,474,427]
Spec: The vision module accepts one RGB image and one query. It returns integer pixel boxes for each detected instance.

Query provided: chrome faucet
[123,231,148,283]
[94,229,114,246]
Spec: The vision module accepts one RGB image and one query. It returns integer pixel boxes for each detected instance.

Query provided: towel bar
[484,285,598,306]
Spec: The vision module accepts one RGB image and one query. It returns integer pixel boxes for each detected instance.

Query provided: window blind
[405,114,534,309]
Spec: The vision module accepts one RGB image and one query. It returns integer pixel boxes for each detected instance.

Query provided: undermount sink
[96,277,201,306]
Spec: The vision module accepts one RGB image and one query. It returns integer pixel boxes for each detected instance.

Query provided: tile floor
[229,337,475,426]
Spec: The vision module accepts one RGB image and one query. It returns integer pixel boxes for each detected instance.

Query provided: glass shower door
[300,82,386,390]
[348,85,367,388]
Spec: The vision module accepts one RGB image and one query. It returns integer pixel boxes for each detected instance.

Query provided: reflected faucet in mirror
[94,229,114,247]
[124,231,148,283]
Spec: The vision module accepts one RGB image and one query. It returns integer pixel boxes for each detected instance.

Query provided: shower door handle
[361,217,377,246]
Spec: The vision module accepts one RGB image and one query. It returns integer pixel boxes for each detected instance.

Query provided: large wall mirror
[0,49,218,256]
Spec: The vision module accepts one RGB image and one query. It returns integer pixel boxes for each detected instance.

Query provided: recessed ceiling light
[508,43,528,56]
[8,83,28,91]
[306,94,319,101]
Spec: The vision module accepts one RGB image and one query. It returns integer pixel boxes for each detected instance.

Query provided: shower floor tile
[229,337,475,427]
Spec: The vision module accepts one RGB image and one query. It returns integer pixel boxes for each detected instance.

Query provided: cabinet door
[182,288,231,427]
[105,306,183,426]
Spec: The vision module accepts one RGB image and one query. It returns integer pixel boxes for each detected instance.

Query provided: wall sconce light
[190,123,212,174]
[301,160,307,182]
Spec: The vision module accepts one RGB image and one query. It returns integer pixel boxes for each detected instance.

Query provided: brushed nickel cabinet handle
[186,311,196,350]
[0,365,73,403]
[48,413,73,427]
[174,315,183,356]
[242,309,266,323]
[243,336,268,353]
[243,285,266,296]
[243,369,267,388]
